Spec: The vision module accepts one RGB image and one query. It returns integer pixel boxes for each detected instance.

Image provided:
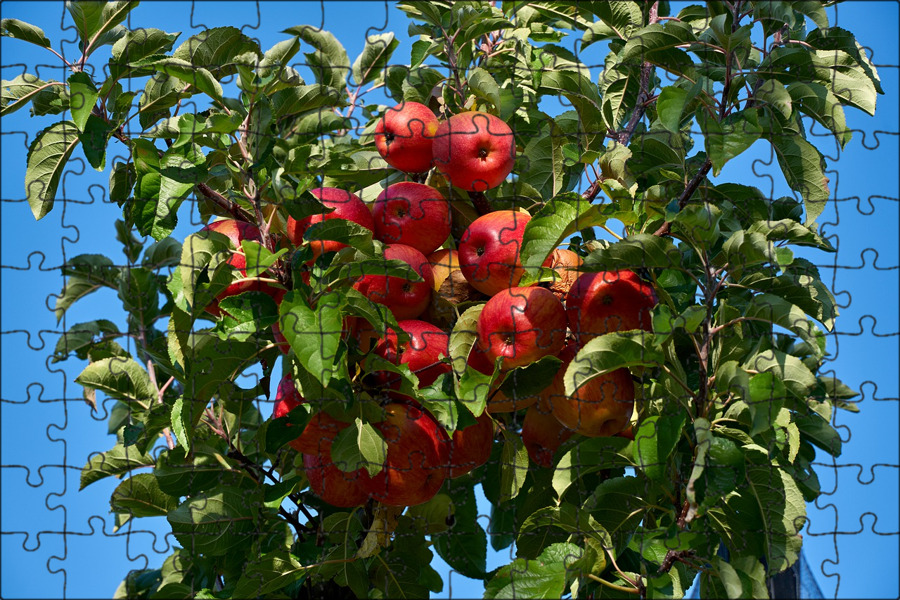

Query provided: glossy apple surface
[352,244,434,320]
[477,286,567,370]
[374,101,439,173]
[446,412,494,478]
[372,319,451,388]
[373,182,450,255]
[285,187,374,260]
[565,270,657,345]
[521,399,572,468]
[432,111,516,192]
[365,403,449,506]
[458,210,531,296]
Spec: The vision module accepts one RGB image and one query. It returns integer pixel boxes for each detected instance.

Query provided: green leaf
[755,79,792,120]
[620,21,696,77]
[746,371,788,437]
[150,143,206,240]
[499,429,529,503]
[740,270,837,331]
[467,67,502,111]
[52,319,122,363]
[67,1,138,56]
[598,59,642,133]
[584,476,651,552]
[484,543,581,600]
[76,357,155,406]
[283,25,350,90]
[583,1,643,42]
[565,331,663,395]
[698,109,762,176]
[1,18,51,47]
[743,447,807,573]
[519,192,608,286]
[109,28,180,79]
[25,121,80,220]
[351,32,398,86]
[518,504,613,562]
[80,442,155,490]
[67,71,99,132]
[1,75,65,117]
[278,291,345,388]
[433,482,487,579]
[767,130,830,225]
[55,277,103,322]
[747,218,834,251]
[633,413,686,481]
[498,356,562,400]
[232,552,308,599]
[167,485,261,557]
[153,58,224,102]
[539,70,605,149]
[806,27,883,94]
[746,348,817,399]
[787,81,850,148]
[581,234,683,271]
[794,412,842,457]
[330,417,386,477]
[303,219,378,256]
[80,114,113,171]
[172,26,261,79]
[552,436,633,498]
[657,86,692,133]
[110,473,178,518]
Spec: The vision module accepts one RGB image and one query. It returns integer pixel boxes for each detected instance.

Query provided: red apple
[372,320,451,388]
[545,341,635,437]
[374,101,439,173]
[521,399,573,468]
[285,187,374,260]
[477,286,567,371]
[432,111,516,192]
[200,219,285,317]
[365,403,450,506]
[565,270,657,345]
[352,243,434,320]
[273,374,301,418]
[446,412,494,478]
[458,210,531,296]
[300,412,385,508]
[373,182,451,255]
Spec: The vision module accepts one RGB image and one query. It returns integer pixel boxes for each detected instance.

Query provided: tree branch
[196,183,255,222]
[652,159,712,237]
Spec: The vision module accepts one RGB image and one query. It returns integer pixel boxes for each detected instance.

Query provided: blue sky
[1,2,897,598]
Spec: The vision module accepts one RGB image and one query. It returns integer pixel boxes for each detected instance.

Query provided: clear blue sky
[1,2,897,598]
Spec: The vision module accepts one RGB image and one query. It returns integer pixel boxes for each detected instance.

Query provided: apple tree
[1,0,880,597]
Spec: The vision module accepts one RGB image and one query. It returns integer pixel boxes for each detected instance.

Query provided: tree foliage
[2,0,879,597]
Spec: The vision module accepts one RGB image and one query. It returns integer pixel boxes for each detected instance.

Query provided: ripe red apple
[201,219,285,317]
[521,399,573,468]
[285,187,374,260]
[432,111,516,192]
[300,412,385,508]
[542,248,583,300]
[273,374,302,418]
[373,182,451,255]
[458,210,531,296]
[365,403,450,506]
[565,270,657,345]
[477,286,567,371]
[545,341,635,437]
[352,243,434,320]
[374,101,439,173]
[446,412,494,478]
[372,319,451,388]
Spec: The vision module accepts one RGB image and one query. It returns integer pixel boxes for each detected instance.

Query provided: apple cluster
[195,102,657,508]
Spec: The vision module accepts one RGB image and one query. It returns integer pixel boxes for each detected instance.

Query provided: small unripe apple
[373,182,451,255]
[446,412,494,478]
[372,319,452,388]
[285,187,374,260]
[365,403,450,506]
[352,244,435,321]
[521,399,572,468]
[477,286,567,371]
[565,270,657,345]
[458,210,531,296]
[374,102,439,173]
[432,111,516,192]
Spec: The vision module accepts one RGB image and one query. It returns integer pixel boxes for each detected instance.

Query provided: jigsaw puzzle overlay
[1,1,898,598]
